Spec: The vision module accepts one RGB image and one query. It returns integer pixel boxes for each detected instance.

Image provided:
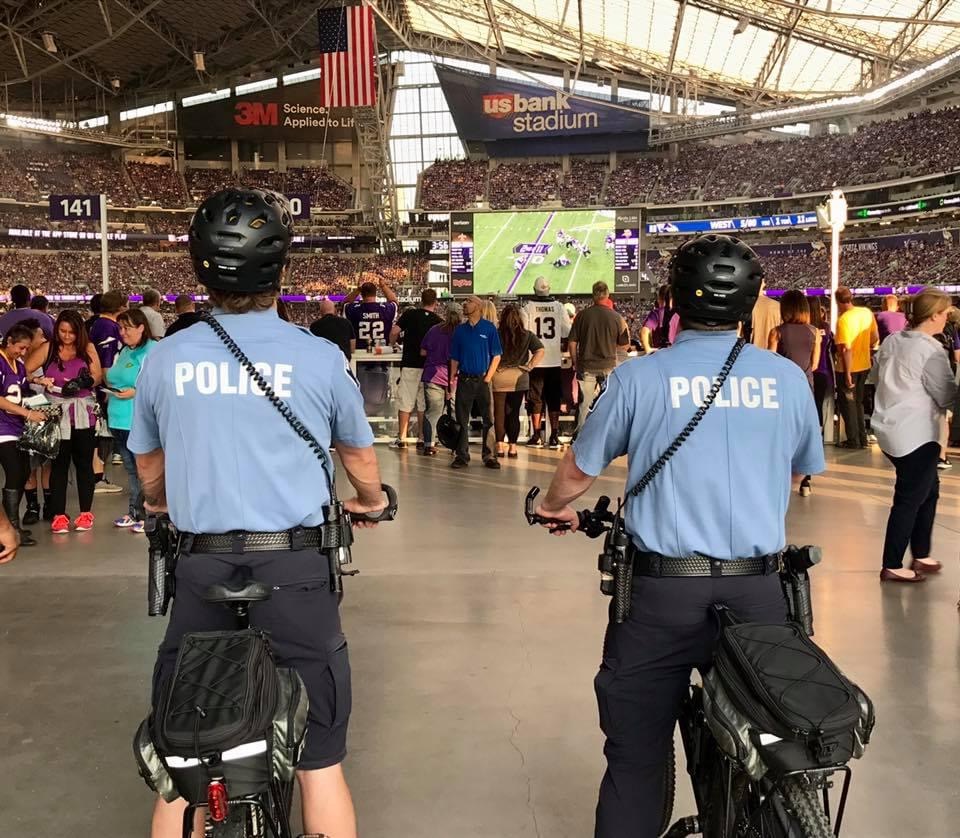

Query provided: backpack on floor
[436,400,461,451]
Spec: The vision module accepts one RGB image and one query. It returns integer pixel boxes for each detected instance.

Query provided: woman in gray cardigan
[872,288,958,582]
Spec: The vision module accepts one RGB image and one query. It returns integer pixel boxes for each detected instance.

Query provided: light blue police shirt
[573,330,825,559]
[128,308,374,534]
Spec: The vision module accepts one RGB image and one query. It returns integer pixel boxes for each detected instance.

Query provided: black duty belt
[458,373,486,380]
[183,527,322,555]
[633,550,782,578]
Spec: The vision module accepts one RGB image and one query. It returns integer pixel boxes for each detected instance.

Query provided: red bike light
[207,779,229,823]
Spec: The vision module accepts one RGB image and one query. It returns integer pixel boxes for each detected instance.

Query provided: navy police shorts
[153,547,351,771]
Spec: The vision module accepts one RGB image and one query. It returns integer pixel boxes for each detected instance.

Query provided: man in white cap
[521,276,572,448]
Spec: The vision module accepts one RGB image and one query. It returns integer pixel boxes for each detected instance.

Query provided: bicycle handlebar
[524,487,613,539]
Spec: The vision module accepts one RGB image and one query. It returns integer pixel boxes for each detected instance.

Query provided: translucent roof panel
[402,0,960,102]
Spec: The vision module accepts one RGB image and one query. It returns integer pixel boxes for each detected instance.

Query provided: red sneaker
[51,514,70,534]
[74,512,95,532]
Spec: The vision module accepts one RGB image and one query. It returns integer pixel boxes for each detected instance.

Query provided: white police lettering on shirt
[174,361,294,398]
[669,376,779,409]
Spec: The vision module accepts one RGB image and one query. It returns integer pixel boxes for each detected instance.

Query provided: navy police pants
[594,573,786,838]
[154,548,351,771]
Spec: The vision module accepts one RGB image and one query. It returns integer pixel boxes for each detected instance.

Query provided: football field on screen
[472,209,615,296]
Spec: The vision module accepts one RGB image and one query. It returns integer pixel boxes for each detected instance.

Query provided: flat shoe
[508,452,519,459]
[911,559,942,574]
[880,568,926,583]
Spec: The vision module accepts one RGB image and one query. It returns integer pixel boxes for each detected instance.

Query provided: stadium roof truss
[390,0,960,106]
[2,0,960,116]
[0,0,324,110]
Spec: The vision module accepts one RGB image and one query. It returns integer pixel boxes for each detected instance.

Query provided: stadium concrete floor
[1,445,959,838]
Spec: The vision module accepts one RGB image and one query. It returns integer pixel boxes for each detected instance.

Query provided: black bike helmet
[669,234,763,325]
[188,188,294,293]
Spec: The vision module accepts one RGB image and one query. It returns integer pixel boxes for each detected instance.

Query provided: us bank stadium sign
[179,83,355,141]
[435,65,648,152]
[482,90,598,134]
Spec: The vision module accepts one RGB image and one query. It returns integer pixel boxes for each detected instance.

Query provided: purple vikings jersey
[0,356,28,440]
[344,300,398,350]
[89,317,123,368]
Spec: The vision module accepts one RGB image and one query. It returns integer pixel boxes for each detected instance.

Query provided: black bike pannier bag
[703,623,875,779]
[155,630,278,755]
[134,629,309,804]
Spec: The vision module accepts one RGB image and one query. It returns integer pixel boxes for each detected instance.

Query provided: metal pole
[829,225,840,333]
[100,193,109,292]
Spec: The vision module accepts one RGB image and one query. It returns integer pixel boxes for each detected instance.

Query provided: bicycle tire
[778,777,833,838]
[658,738,677,837]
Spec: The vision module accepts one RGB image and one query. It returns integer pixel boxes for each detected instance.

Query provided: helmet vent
[249,213,269,229]
[256,235,283,250]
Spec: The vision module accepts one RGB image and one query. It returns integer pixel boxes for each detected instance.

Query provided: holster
[145,515,178,617]
[598,517,634,625]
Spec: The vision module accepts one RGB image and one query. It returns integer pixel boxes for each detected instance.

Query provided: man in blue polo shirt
[449,295,502,469]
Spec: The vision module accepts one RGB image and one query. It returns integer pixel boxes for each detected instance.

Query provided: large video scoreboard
[450,207,646,296]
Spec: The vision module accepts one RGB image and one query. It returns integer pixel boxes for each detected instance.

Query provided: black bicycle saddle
[203,580,272,605]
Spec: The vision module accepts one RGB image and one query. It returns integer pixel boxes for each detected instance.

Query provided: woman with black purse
[0,322,46,547]
[26,310,102,534]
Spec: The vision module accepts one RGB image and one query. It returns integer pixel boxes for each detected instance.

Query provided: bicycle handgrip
[524,486,582,531]
[349,484,398,524]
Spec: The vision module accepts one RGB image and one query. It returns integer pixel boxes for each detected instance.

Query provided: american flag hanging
[318,5,377,108]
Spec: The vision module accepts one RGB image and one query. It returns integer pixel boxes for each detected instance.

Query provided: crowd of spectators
[559,159,607,207]
[185,167,354,210]
[645,239,958,290]
[488,162,562,209]
[126,162,188,208]
[419,106,960,210]
[0,250,429,300]
[418,159,487,211]
[0,148,138,206]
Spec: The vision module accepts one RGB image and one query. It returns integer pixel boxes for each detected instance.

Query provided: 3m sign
[234,101,279,126]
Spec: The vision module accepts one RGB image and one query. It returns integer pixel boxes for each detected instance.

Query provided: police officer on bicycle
[533,235,825,838]
[130,188,388,838]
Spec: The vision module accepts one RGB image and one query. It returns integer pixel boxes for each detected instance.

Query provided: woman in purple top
[769,291,821,497]
[639,285,679,353]
[0,322,47,550]
[419,302,462,456]
[26,310,102,534]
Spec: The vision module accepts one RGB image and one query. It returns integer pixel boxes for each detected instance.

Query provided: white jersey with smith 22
[521,298,571,368]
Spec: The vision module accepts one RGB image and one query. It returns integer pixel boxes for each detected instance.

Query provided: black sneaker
[42,506,55,522]
[938,457,952,470]
[484,458,502,470]
[389,439,408,450]
[525,432,543,447]
[23,503,40,526]
[548,434,561,450]
[451,458,468,469]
